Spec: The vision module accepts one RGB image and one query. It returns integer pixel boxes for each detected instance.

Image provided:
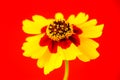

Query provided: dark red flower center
[46,20,73,41]
[40,20,82,53]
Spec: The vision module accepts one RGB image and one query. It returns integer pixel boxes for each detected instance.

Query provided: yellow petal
[78,37,100,61]
[79,19,97,28]
[37,49,51,68]
[77,54,90,62]
[74,12,89,25]
[44,47,64,75]
[62,44,82,60]
[22,34,47,59]
[57,47,65,60]
[67,14,75,24]
[32,15,53,26]
[22,15,49,34]
[52,47,64,68]
[80,23,104,38]
[55,12,64,20]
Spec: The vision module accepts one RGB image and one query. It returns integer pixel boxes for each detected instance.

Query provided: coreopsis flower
[22,12,104,79]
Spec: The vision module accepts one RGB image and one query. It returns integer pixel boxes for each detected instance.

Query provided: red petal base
[39,25,82,53]
[69,34,80,46]
[58,39,71,49]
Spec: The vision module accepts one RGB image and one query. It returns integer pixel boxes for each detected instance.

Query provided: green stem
[63,60,69,80]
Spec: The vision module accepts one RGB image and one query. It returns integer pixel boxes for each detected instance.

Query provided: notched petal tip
[22,51,31,57]
[22,20,30,33]
[22,19,30,24]
[79,19,104,38]
[77,12,88,17]
[92,24,104,38]
[44,68,50,75]
[93,52,100,59]
[73,12,89,25]
[86,19,98,25]
[98,24,104,31]
[90,19,97,23]
[22,19,41,34]
[32,15,46,22]
[77,51,100,62]
[21,42,27,50]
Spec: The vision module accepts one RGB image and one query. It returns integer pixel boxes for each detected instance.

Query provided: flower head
[22,12,104,75]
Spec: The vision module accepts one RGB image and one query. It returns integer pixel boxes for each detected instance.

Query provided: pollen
[46,20,73,41]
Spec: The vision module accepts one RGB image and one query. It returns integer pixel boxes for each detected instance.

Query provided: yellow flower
[22,12,104,75]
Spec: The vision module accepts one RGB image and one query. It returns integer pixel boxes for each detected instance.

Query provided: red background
[1,0,120,80]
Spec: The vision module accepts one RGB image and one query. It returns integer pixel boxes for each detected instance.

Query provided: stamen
[46,20,73,41]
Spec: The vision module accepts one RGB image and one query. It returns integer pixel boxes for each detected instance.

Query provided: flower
[22,12,104,75]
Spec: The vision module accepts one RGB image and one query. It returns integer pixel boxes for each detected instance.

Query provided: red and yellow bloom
[22,12,104,75]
